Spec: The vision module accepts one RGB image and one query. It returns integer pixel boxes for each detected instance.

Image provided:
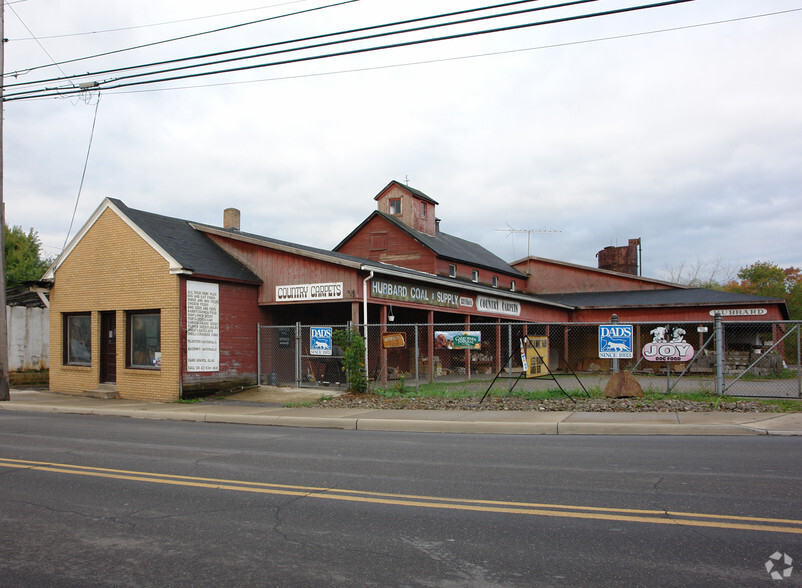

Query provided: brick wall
[49,208,181,402]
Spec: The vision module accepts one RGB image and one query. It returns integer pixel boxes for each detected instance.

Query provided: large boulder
[604,371,644,398]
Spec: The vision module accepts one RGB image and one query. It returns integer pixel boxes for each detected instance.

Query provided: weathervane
[495,224,561,259]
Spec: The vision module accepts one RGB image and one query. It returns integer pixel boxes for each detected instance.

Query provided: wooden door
[100,312,116,383]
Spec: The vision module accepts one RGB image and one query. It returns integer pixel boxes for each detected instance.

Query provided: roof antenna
[404,174,410,186]
[495,224,561,259]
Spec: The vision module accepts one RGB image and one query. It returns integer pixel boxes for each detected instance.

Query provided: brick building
[43,181,788,401]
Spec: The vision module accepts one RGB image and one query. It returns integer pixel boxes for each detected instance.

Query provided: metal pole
[256,324,261,385]
[415,327,419,394]
[610,313,619,374]
[797,322,801,398]
[295,321,301,388]
[0,3,9,402]
[714,312,724,395]
[507,323,513,391]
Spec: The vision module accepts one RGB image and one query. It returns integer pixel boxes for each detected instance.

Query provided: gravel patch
[318,393,792,413]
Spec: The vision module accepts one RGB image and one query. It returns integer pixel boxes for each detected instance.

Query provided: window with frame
[492,275,499,288]
[421,202,427,218]
[472,270,479,283]
[128,311,161,369]
[64,313,91,365]
[370,232,388,251]
[389,198,402,215]
[510,280,516,292]
[449,264,457,278]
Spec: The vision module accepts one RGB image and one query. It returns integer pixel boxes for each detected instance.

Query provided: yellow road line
[1,457,800,535]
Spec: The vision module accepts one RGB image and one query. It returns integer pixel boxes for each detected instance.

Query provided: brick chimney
[223,208,240,231]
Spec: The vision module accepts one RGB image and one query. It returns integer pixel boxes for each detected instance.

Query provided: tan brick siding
[50,207,181,401]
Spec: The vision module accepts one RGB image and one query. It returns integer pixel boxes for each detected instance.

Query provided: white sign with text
[186,281,220,372]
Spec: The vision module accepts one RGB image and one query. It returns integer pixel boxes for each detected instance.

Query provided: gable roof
[538,288,789,317]
[194,223,570,309]
[44,199,260,283]
[335,211,527,278]
[374,180,439,205]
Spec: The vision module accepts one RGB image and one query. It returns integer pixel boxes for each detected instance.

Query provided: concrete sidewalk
[1,388,801,436]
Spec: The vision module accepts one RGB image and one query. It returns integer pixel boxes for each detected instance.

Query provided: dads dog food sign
[310,327,333,356]
[599,324,633,359]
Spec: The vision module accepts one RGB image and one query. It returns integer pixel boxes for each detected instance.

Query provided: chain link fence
[258,320,802,399]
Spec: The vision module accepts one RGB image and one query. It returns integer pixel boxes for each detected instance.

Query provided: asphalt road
[0,411,800,587]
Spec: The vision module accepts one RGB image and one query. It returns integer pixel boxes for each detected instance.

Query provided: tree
[722,261,802,319]
[659,256,735,289]
[4,224,52,288]
[332,328,367,393]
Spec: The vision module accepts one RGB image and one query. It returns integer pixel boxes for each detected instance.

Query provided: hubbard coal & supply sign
[371,279,459,308]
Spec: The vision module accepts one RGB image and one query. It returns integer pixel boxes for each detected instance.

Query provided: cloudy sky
[3,0,801,283]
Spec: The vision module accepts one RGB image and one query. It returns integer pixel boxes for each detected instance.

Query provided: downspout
[363,270,373,381]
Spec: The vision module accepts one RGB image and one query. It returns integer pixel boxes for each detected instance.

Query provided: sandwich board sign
[599,324,633,359]
[310,327,332,356]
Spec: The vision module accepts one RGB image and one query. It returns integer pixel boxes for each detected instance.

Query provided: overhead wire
[5,0,695,101]
[116,7,802,98]
[62,93,102,250]
[6,0,554,84]
[4,0,74,84]
[8,0,315,40]
[7,0,361,78]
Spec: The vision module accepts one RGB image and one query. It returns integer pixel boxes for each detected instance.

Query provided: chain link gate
[258,323,350,389]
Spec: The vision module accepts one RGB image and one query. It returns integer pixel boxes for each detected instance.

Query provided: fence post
[295,322,302,388]
[714,312,724,395]
[610,313,619,374]
[798,323,801,398]
[415,327,420,394]
[507,323,513,391]
[257,323,261,385]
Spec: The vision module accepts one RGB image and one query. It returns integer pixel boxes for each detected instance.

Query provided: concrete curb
[1,399,800,436]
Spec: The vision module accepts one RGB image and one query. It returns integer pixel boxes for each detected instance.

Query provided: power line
[8,0,316,41]
[7,0,361,78]
[5,0,694,101]
[62,93,101,250]
[4,0,73,84]
[103,5,802,99]
[6,0,555,85]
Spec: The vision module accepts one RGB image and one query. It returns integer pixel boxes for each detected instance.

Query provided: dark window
[492,276,499,288]
[64,313,91,365]
[389,198,402,215]
[472,270,479,283]
[128,311,161,369]
[421,202,427,218]
[449,264,457,278]
[510,280,516,292]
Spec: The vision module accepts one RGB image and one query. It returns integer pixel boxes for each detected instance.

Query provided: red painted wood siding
[336,216,437,274]
[206,235,362,306]
[571,305,786,323]
[180,279,268,385]
[514,258,678,295]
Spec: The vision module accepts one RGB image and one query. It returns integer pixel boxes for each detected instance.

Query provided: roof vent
[224,208,241,231]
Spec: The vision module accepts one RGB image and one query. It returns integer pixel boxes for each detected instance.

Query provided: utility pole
[0,1,9,402]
